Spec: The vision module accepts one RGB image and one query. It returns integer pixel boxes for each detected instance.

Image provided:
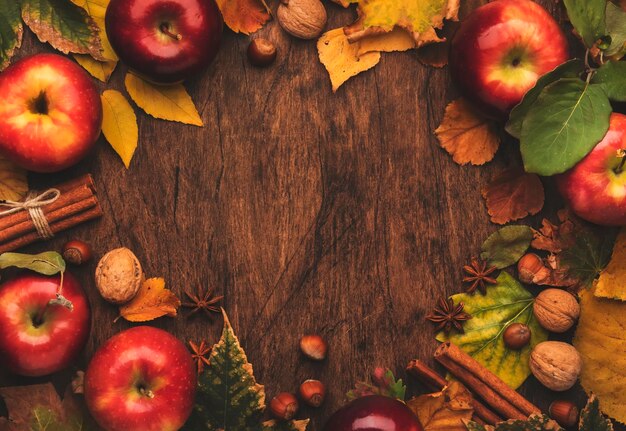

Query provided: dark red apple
[557,113,626,226]
[449,0,569,118]
[323,395,423,431]
[0,53,102,172]
[84,326,197,431]
[105,0,223,84]
[0,272,91,376]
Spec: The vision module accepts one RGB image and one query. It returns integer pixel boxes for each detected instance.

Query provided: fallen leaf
[125,72,203,126]
[531,210,576,254]
[0,155,27,202]
[118,277,181,322]
[580,395,615,431]
[318,28,381,92]
[69,0,118,61]
[73,54,117,82]
[262,419,310,431]
[347,368,406,401]
[592,228,626,300]
[215,0,270,34]
[480,225,533,269]
[560,227,616,288]
[482,168,544,225]
[406,382,474,431]
[101,90,138,168]
[435,98,500,166]
[357,27,416,56]
[465,414,562,431]
[0,0,23,71]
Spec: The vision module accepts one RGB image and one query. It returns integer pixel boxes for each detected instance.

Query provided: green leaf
[21,0,103,59]
[481,225,533,269]
[0,251,66,275]
[592,61,626,102]
[465,414,563,431]
[0,0,23,71]
[261,419,310,431]
[604,2,626,57]
[506,60,584,139]
[563,0,607,48]
[347,368,406,401]
[520,78,611,176]
[437,272,548,389]
[560,228,617,288]
[580,395,614,431]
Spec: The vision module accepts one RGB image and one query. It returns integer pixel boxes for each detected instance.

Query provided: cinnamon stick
[407,359,503,425]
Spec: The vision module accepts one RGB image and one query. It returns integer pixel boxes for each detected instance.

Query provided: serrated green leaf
[563,0,607,48]
[580,395,614,431]
[0,0,23,71]
[437,272,548,389]
[560,228,617,288]
[520,78,611,176]
[592,61,626,102]
[481,225,533,269]
[22,0,103,59]
[465,414,563,431]
[506,60,584,139]
[604,2,626,57]
[0,251,65,275]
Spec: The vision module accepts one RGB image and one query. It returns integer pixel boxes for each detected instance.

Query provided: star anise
[463,257,497,295]
[182,285,224,318]
[188,340,212,375]
[426,297,472,333]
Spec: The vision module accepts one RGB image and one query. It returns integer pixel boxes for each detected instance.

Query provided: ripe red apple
[0,272,91,376]
[84,326,197,431]
[0,53,102,173]
[557,113,626,226]
[105,0,223,84]
[449,0,569,118]
[323,395,423,431]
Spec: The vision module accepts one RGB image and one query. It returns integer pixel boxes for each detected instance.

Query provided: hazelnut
[503,323,531,350]
[530,341,582,391]
[270,392,299,420]
[549,400,579,428]
[533,288,580,333]
[299,379,325,407]
[62,240,93,265]
[518,253,551,284]
[247,38,277,67]
[277,0,327,40]
[300,334,327,361]
[95,247,143,304]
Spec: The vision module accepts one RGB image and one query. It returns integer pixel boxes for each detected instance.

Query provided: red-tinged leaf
[482,168,545,225]
[215,0,271,35]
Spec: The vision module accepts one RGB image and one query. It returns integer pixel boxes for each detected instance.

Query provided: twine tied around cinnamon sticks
[0,189,61,239]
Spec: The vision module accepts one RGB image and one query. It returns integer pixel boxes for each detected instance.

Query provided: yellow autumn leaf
[101,90,138,168]
[118,277,181,322]
[125,73,203,126]
[357,27,416,57]
[74,54,117,82]
[406,382,474,431]
[318,28,381,92]
[594,228,626,300]
[0,155,28,201]
[70,0,118,61]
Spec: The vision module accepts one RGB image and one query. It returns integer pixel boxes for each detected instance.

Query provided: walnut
[277,0,327,40]
[95,247,143,304]
[530,341,582,391]
[533,288,580,333]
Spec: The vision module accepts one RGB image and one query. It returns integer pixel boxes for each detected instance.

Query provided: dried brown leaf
[118,277,181,322]
[482,168,545,225]
[407,381,474,430]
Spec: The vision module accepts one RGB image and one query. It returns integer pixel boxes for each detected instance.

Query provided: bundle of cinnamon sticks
[0,174,102,253]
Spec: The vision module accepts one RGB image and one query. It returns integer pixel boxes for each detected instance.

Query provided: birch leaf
[0,155,27,201]
[482,168,545,225]
[101,90,138,168]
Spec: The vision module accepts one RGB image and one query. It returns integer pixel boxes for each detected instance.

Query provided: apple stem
[160,23,182,41]
[616,150,626,174]
[139,387,155,399]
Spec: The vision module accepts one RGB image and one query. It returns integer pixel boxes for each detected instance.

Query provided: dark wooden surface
[1,1,602,429]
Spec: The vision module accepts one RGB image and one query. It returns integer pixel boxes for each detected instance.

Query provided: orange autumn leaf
[117,277,181,322]
[216,0,271,35]
[482,168,545,225]
[435,98,500,165]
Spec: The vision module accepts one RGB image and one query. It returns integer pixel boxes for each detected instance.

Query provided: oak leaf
[593,228,626,300]
[118,277,181,322]
[406,382,474,431]
[0,155,27,202]
[215,0,270,35]
[435,99,500,166]
[125,72,203,126]
[482,168,545,225]
[73,54,116,82]
[101,90,138,168]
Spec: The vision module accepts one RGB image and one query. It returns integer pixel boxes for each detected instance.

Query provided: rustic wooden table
[1,1,607,430]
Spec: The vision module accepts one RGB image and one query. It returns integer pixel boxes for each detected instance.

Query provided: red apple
[105,0,223,84]
[0,53,102,173]
[0,272,91,376]
[84,326,197,431]
[557,113,626,226]
[323,395,423,431]
[449,0,568,118]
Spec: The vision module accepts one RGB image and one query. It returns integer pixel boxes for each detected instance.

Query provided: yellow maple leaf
[0,155,28,202]
[74,55,116,82]
[594,228,626,300]
[125,73,203,126]
[215,0,271,35]
[118,277,181,322]
[406,382,474,431]
[101,90,138,168]
[70,0,118,61]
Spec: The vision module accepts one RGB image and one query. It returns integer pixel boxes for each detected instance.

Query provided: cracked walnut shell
[95,247,143,304]
[533,288,580,333]
[530,341,582,391]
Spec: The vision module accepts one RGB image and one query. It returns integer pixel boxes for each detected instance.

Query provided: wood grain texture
[0,1,610,429]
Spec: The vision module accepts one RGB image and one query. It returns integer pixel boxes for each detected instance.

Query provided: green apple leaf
[0,0,23,71]
[604,2,626,57]
[0,251,65,275]
[580,395,614,431]
[436,272,548,389]
[506,59,584,139]
[563,0,608,49]
[520,78,611,176]
[592,61,626,102]
[21,0,103,59]
[465,414,563,431]
[480,225,533,269]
